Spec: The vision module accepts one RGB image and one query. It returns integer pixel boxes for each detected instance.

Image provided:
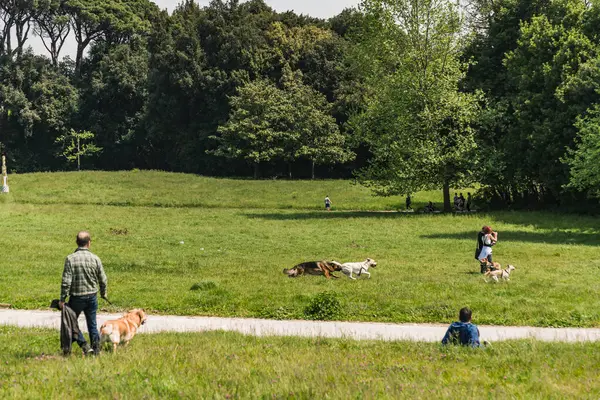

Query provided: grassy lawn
[0,171,599,327]
[1,326,599,399]
[2,170,449,210]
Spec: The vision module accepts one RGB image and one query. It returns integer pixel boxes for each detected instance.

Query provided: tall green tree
[351,0,480,211]
[33,0,71,67]
[0,0,41,59]
[78,39,149,169]
[65,0,155,75]
[213,74,352,179]
[564,106,600,196]
[0,51,78,171]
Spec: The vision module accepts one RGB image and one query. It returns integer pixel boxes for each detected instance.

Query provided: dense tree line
[0,0,361,178]
[1,0,600,208]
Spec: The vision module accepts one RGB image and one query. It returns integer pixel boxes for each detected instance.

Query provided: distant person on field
[466,192,473,212]
[442,307,481,347]
[459,193,466,211]
[453,193,459,209]
[405,194,412,210]
[324,196,332,211]
[59,231,108,356]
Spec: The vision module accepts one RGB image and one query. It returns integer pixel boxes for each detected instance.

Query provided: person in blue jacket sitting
[442,307,481,347]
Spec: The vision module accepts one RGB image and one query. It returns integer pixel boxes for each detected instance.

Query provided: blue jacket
[442,322,481,347]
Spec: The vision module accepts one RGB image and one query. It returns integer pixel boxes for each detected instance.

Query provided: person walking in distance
[405,194,412,210]
[466,192,473,212]
[59,231,108,355]
[325,196,332,211]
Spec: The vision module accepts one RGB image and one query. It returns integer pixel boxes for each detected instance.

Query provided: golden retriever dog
[283,261,343,279]
[99,309,147,352]
[484,264,516,283]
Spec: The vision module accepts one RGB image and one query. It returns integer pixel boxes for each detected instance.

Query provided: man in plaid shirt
[59,231,108,355]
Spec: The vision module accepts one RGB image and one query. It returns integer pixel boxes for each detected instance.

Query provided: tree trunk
[311,160,315,180]
[75,44,84,77]
[443,181,451,212]
[253,163,259,180]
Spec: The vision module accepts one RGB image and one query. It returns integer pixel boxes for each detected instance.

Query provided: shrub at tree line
[1,0,600,209]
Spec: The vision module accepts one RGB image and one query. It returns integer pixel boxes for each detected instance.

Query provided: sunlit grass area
[1,327,599,399]
[0,172,598,327]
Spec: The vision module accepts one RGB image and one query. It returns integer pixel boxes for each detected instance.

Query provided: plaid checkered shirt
[60,248,107,301]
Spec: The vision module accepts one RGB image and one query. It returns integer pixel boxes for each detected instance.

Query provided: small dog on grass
[99,309,147,352]
[484,264,516,283]
[283,261,344,279]
[340,258,378,280]
[480,260,502,274]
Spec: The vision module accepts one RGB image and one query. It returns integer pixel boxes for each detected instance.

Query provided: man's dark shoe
[81,343,95,356]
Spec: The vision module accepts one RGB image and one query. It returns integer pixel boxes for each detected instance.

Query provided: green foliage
[351,0,481,210]
[33,0,72,66]
[64,0,156,72]
[464,0,600,206]
[565,105,600,195]
[0,53,78,171]
[213,73,353,178]
[54,129,102,170]
[304,291,343,320]
[79,40,149,169]
[3,0,600,202]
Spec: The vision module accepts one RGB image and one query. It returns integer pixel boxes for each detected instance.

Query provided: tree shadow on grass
[493,211,600,232]
[243,211,448,220]
[422,230,600,246]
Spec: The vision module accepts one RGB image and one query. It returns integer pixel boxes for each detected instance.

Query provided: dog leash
[101,296,113,306]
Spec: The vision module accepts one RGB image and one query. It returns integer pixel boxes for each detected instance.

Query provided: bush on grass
[304,291,343,321]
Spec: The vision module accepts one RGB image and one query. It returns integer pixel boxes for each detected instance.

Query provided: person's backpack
[475,231,484,259]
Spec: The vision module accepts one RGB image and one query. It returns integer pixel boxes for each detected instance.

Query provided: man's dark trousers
[68,294,99,351]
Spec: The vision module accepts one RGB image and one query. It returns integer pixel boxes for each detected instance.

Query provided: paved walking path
[1,309,599,343]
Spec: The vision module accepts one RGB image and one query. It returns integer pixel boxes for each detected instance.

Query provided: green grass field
[1,171,599,327]
[2,170,447,210]
[1,326,599,399]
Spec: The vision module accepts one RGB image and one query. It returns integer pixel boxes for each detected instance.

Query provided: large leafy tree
[77,39,149,169]
[213,73,352,179]
[351,0,480,211]
[565,105,600,196]
[465,0,600,206]
[0,52,78,171]
[502,4,595,200]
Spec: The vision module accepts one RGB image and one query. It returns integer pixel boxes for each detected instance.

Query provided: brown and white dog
[341,258,377,280]
[283,261,343,279]
[480,260,502,273]
[484,264,515,283]
[99,309,147,352]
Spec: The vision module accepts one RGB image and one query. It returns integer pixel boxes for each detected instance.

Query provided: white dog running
[340,258,377,280]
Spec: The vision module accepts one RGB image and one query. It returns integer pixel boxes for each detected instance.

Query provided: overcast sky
[29,0,360,59]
